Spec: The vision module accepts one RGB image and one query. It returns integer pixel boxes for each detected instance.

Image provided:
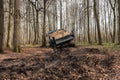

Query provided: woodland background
[0,0,120,52]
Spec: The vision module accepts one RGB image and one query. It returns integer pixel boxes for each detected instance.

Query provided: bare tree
[42,0,54,47]
[60,0,62,29]
[0,0,4,52]
[118,0,120,44]
[7,0,14,48]
[87,0,91,44]
[109,0,117,43]
[42,0,47,47]
[13,0,21,52]
[104,1,108,42]
[93,0,102,45]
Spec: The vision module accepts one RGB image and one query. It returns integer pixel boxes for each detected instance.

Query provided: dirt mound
[0,48,119,80]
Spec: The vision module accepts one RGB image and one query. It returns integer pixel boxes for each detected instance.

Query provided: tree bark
[109,0,116,43]
[93,0,102,45]
[104,3,108,42]
[47,11,52,31]
[7,0,14,48]
[42,0,47,47]
[118,0,120,44]
[87,0,91,44]
[112,11,116,43]
[33,0,40,44]
[60,0,62,29]
[13,0,21,52]
[0,0,4,52]
[34,10,39,44]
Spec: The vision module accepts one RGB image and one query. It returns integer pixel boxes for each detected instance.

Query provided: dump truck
[48,29,75,50]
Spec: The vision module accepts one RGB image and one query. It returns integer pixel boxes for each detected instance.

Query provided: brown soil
[0,46,120,80]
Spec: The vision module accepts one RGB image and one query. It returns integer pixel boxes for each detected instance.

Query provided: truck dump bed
[48,29,75,49]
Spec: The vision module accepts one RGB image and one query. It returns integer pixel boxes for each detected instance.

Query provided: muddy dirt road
[0,46,120,80]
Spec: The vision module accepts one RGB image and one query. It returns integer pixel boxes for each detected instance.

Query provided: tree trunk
[93,0,102,45]
[7,0,14,48]
[47,11,52,31]
[33,0,40,44]
[109,0,116,43]
[104,3,108,42]
[32,5,36,44]
[34,10,39,44]
[53,1,57,30]
[60,0,62,29]
[118,0,120,44]
[0,0,4,52]
[112,11,116,43]
[95,23,97,42]
[13,0,21,52]
[87,0,91,44]
[42,0,47,47]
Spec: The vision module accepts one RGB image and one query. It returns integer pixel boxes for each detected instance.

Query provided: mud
[0,47,120,80]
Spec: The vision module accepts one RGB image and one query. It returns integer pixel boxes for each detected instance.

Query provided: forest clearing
[0,0,120,80]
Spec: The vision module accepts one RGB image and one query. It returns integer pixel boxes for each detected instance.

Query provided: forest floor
[0,46,120,80]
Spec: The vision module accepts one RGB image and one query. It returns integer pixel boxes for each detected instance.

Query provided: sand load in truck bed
[49,29,70,39]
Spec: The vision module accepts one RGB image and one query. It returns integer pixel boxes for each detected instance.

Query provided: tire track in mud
[0,48,119,80]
